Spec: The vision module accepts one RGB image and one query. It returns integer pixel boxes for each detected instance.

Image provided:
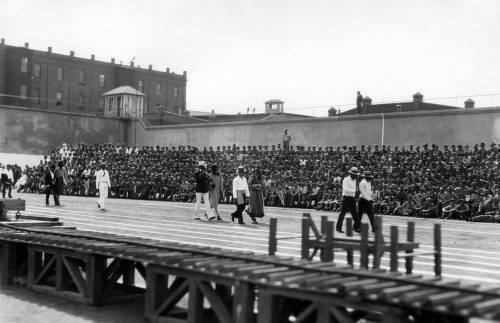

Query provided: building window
[33,88,40,105]
[20,85,27,99]
[21,57,28,73]
[156,83,161,95]
[99,73,105,87]
[33,64,41,78]
[138,80,143,92]
[57,67,63,81]
[173,86,179,98]
[56,91,63,105]
[79,70,86,83]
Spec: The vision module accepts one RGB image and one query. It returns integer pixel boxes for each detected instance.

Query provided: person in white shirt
[231,166,250,224]
[336,167,361,233]
[95,163,111,210]
[358,171,377,233]
[1,165,14,198]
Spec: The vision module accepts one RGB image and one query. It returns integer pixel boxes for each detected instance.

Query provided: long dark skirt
[247,189,265,218]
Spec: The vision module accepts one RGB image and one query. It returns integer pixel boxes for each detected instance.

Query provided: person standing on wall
[336,167,361,233]
[193,161,216,221]
[358,170,377,233]
[356,91,363,114]
[232,166,250,224]
[96,163,111,210]
[282,129,291,153]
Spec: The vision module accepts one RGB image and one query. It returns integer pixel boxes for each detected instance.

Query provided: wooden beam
[233,281,255,323]
[198,281,232,323]
[62,256,86,295]
[154,278,189,316]
[188,279,204,323]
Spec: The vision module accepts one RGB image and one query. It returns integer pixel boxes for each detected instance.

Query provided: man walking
[232,166,250,224]
[358,171,377,233]
[193,161,216,220]
[336,167,361,233]
[96,163,111,210]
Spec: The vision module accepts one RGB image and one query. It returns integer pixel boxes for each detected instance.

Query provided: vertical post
[346,218,353,266]
[321,221,334,262]
[434,223,442,277]
[301,216,310,260]
[390,226,399,272]
[257,291,280,323]
[233,282,255,323]
[122,260,135,286]
[89,255,106,305]
[360,223,369,269]
[145,267,169,319]
[56,253,71,291]
[373,216,383,270]
[268,218,277,256]
[406,222,415,274]
[320,215,328,234]
[188,279,204,323]
[0,243,16,286]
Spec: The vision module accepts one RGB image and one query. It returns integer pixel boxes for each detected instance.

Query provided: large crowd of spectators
[6,141,500,222]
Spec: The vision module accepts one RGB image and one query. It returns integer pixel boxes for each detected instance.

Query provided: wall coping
[0,104,127,121]
[142,106,500,130]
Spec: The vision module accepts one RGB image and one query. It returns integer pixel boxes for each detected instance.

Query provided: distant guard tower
[102,86,145,118]
[265,99,284,114]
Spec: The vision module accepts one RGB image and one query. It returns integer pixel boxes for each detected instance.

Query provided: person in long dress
[96,163,111,210]
[246,168,266,224]
[209,164,223,221]
[54,161,67,206]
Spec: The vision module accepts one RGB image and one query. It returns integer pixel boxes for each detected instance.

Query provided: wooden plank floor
[13,193,500,287]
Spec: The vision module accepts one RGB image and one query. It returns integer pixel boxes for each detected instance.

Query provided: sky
[0,0,499,116]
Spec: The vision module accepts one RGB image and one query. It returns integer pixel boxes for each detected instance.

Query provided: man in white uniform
[95,164,111,210]
[231,166,250,224]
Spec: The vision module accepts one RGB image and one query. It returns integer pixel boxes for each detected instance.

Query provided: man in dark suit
[44,164,59,206]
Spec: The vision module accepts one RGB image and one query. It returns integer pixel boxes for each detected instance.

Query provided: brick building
[0,39,186,115]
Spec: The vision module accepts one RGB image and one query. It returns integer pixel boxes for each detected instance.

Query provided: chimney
[464,98,475,109]
[1,38,5,45]
[148,64,152,70]
[183,71,187,78]
[111,58,115,64]
[48,46,52,53]
[91,54,95,61]
[412,92,423,110]
[70,50,75,57]
[166,67,170,73]
[24,42,29,48]
[130,61,134,67]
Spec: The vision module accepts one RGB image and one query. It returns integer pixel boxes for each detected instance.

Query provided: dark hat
[364,171,373,178]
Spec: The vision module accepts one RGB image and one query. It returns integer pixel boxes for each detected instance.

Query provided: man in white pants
[95,163,111,210]
[193,161,216,220]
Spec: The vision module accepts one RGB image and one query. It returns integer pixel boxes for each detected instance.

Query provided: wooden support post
[233,281,255,323]
[121,260,135,286]
[215,284,232,307]
[346,218,353,266]
[0,243,16,286]
[360,223,369,269]
[56,253,71,291]
[269,217,277,256]
[321,221,334,262]
[301,216,310,260]
[390,226,399,273]
[406,222,415,274]
[434,223,442,277]
[27,248,42,285]
[373,216,383,270]
[257,291,280,323]
[316,303,335,323]
[145,269,169,318]
[320,215,328,234]
[89,255,106,304]
[188,279,204,323]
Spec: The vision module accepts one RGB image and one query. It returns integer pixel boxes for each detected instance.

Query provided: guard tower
[102,86,145,118]
[265,99,284,114]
